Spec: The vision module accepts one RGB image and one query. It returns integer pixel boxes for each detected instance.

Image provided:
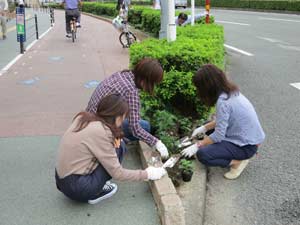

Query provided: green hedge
[130,24,224,152]
[190,0,300,12]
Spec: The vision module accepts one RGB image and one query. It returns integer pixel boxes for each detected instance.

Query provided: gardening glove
[146,166,167,180]
[191,125,207,138]
[181,143,198,158]
[155,140,169,159]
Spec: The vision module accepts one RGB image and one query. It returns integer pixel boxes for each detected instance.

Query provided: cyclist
[116,0,130,20]
[62,0,81,38]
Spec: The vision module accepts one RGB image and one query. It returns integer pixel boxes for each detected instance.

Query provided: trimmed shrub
[130,24,224,151]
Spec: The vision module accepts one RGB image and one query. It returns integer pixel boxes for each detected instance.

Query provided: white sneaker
[88,182,118,205]
[224,160,249,180]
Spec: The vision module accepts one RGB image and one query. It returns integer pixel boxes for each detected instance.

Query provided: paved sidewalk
[0,8,52,70]
[0,10,160,225]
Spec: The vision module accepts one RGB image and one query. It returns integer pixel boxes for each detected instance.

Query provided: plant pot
[181,170,193,182]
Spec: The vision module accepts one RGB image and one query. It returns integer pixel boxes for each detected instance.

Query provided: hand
[191,125,207,138]
[146,166,167,180]
[155,140,169,159]
[181,144,198,158]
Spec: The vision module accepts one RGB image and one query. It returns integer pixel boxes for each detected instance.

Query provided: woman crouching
[55,94,166,204]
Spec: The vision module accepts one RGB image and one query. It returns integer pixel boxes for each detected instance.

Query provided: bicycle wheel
[72,30,75,42]
[119,31,136,48]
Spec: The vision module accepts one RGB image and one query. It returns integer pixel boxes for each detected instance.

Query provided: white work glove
[146,166,167,180]
[181,143,198,158]
[191,125,207,138]
[155,140,169,159]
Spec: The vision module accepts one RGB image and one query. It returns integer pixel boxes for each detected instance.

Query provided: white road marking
[290,83,300,90]
[278,44,300,52]
[256,36,289,45]
[259,17,300,23]
[216,20,250,26]
[0,27,53,77]
[224,44,254,56]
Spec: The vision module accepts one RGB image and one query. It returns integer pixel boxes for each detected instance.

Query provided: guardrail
[16,6,55,54]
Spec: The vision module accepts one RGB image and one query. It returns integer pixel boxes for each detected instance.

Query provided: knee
[196,149,209,164]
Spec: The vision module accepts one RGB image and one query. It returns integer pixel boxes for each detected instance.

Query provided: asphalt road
[191,9,300,225]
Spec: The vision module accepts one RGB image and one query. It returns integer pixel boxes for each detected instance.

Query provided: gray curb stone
[138,141,185,225]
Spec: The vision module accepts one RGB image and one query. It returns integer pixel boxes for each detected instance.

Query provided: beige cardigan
[56,117,147,181]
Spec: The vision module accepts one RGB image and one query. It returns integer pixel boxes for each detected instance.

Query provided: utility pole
[159,0,167,39]
[191,0,195,25]
[167,0,176,42]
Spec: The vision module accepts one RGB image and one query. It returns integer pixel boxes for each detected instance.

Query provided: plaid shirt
[86,71,158,146]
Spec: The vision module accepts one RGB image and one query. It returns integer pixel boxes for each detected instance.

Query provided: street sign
[16,6,26,43]
[16,14,25,34]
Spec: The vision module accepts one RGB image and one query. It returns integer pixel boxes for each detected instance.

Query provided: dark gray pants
[196,141,257,168]
[55,141,126,202]
[65,9,80,33]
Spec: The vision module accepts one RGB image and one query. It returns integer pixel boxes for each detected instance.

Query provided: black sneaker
[88,182,118,205]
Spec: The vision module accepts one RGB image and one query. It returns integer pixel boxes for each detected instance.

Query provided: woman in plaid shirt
[86,58,169,158]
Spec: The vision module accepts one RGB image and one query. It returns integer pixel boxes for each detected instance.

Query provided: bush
[189,0,300,12]
[130,24,224,151]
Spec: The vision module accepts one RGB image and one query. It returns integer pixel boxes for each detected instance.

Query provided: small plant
[179,159,194,173]
[179,159,194,182]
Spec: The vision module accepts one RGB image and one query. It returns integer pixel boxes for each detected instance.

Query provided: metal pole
[35,14,39,39]
[159,0,168,39]
[20,41,24,54]
[191,0,195,25]
[167,0,176,42]
[205,0,210,24]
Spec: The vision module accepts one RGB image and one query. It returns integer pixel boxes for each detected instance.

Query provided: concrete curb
[138,141,185,225]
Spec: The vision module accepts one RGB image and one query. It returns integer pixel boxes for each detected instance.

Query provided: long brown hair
[193,64,239,106]
[72,94,129,139]
[132,58,163,95]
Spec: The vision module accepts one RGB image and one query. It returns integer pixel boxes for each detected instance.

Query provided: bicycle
[70,17,77,42]
[118,19,136,48]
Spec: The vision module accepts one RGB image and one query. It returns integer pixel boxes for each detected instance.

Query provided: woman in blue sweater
[182,64,265,179]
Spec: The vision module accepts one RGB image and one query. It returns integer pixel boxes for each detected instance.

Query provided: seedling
[179,159,194,173]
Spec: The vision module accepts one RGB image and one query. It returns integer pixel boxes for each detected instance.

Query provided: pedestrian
[181,64,265,179]
[86,58,169,159]
[0,0,8,40]
[55,94,167,204]
[175,12,205,26]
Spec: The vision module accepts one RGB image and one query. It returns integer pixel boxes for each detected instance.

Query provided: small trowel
[163,154,182,168]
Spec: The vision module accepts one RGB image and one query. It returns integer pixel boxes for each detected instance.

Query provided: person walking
[181,64,265,179]
[55,94,166,204]
[0,0,8,40]
[86,58,169,159]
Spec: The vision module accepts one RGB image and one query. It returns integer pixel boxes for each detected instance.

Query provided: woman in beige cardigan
[55,94,166,204]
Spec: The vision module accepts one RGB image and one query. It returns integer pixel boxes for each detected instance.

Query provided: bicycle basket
[112,16,125,30]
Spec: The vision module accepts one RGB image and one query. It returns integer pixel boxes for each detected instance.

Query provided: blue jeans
[122,119,151,141]
[196,141,257,168]
[55,141,126,202]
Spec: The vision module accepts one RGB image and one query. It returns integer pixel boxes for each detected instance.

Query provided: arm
[209,100,230,143]
[128,92,158,146]
[204,120,216,131]
[86,124,148,181]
